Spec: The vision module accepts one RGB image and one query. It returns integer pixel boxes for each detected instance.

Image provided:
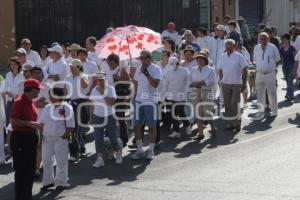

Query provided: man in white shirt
[78,48,99,95]
[20,38,42,66]
[43,45,69,84]
[161,22,182,46]
[218,39,248,131]
[209,25,226,66]
[253,32,281,117]
[86,36,103,70]
[131,51,161,160]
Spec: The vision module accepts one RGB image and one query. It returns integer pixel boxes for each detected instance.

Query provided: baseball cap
[16,48,27,55]
[48,45,63,55]
[24,79,44,90]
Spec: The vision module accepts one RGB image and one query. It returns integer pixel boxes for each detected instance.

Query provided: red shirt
[11,94,38,132]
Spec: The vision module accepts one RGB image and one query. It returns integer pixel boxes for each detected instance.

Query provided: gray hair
[258,32,270,40]
[225,39,236,46]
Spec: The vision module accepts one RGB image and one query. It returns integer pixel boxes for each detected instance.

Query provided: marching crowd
[2,14,300,200]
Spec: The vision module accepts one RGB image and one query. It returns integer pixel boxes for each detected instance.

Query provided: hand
[129,67,136,79]
[141,64,147,72]
[5,91,13,97]
[190,82,202,89]
[50,75,60,81]
[113,73,120,81]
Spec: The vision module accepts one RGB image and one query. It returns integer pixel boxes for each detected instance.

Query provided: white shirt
[22,60,35,68]
[103,64,122,87]
[165,67,189,101]
[65,74,89,100]
[39,102,75,137]
[35,81,50,118]
[3,71,24,100]
[157,63,173,102]
[41,57,51,68]
[294,50,300,77]
[88,51,103,70]
[181,59,198,72]
[26,50,42,66]
[188,66,216,90]
[134,63,162,103]
[292,35,300,50]
[253,43,280,73]
[43,57,69,82]
[195,36,211,50]
[90,85,116,117]
[218,51,247,85]
[161,30,182,46]
[0,76,5,122]
[209,37,225,66]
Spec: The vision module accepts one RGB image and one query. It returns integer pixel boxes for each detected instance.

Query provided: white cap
[16,48,27,55]
[168,57,179,67]
[48,45,63,55]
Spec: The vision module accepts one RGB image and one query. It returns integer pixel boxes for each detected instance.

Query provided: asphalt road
[1,69,300,200]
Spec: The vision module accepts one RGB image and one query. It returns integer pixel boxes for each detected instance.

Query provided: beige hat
[216,25,225,31]
[193,51,208,61]
[95,72,106,80]
[68,43,81,50]
[183,45,195,54]
[16,48,27,55]
[70,59,82,67]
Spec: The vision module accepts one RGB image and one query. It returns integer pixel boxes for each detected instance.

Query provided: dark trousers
[115,100,129,146]
[11,131,38,200]
[71,99,88,156]
[165,99,190,132]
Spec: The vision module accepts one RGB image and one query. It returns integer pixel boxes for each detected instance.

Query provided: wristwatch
[143,70,150,77]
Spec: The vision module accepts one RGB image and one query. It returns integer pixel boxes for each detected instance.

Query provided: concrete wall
[211,0,236,24]
[265,0,292,35]
[0,0,15,65]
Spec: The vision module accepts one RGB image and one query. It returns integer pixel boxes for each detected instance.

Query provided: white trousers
[255,72,278,113]
[42,136,69,186]
[0,120,5,162]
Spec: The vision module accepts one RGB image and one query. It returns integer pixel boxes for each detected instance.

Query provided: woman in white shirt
[39,87,75,190]
[196,27,211,50]
[4,57,24,126]
[40,45,50,68]
[188,52,217,141]
[65,59,89,161]
[0,75,6,164]
[90,73,122,168]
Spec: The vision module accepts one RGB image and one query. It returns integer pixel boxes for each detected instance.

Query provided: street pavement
[1,69,300,200]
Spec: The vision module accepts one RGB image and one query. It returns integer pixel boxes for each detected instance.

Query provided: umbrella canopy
[95,25,162,61]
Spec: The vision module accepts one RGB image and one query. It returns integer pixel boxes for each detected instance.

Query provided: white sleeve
[240,54,248,69]
[205,69,217,88]
[274,47,281,62]
[34,52,42,66]
[59,63,69,80]
[295,51,300,61]
[253,45,258,62]
[66,105,75,128]
[108,86,117,99]
[152,66,162,80]
[38,106,48,124]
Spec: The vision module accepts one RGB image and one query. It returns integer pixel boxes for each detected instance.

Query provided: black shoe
[40,183,54,191]
[193,134,205,141]
[128,143,137,149]
[55,185,67,191]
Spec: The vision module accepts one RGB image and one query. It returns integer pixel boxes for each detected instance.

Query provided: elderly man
[86,36,103,70]
[218,39,248,132]
[254,32,281,117]
[20,38,42,66]
[43,45,69,84]
[131,51,161,160]
[179,30,201,52]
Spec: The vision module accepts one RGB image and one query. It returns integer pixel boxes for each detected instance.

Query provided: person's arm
[80,76,89,89]
[141,65,160,88]
[242,68,248,91]
[10,118,42,130]
[219,69,223,82]
[104,87,116,106]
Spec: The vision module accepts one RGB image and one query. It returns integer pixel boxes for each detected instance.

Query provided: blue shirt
[280,45,296,66]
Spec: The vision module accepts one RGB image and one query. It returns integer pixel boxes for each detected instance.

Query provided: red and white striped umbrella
[95,25,162,61]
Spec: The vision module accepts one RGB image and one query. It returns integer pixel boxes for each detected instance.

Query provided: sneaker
[131,150,145,160]
[146,149,154,160]
[115,151,123,164]
[92,157,105,168]
[186,126,193,135]
[168,131,181,138]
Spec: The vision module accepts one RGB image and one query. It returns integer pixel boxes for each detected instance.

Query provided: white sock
[148,143,155,153]
[136,140,143,151]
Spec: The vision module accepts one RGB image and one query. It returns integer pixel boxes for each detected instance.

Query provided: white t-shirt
[39,102,75,137]
[43,57,69,83]
[41,57,51,68]
[253,43,280,73]
[294,50,300,77]
[209,37,225,66]
[0,76,5,122]
[103,64,121,87]
[161,30,182,46]
[88,51,103,70]
[82,60,99,91]
[4,71,24,100]
[134,63,162,103]
[157,63,173,102]
[65,74,89,100]
[181,59,198,72]
[34,81,50,118]
[188,65,216,90]
[218,51,247,85]
[195,36,212,50]
[292,35,300,50]
[26,50,42,66]
[90,85,116,117]
[165,67,189,101]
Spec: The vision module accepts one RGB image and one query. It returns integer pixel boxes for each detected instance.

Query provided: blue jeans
[93,114,120,154]
[282,65,294,98]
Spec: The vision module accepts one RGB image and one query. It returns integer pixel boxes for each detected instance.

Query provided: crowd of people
[2,14,300,200]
